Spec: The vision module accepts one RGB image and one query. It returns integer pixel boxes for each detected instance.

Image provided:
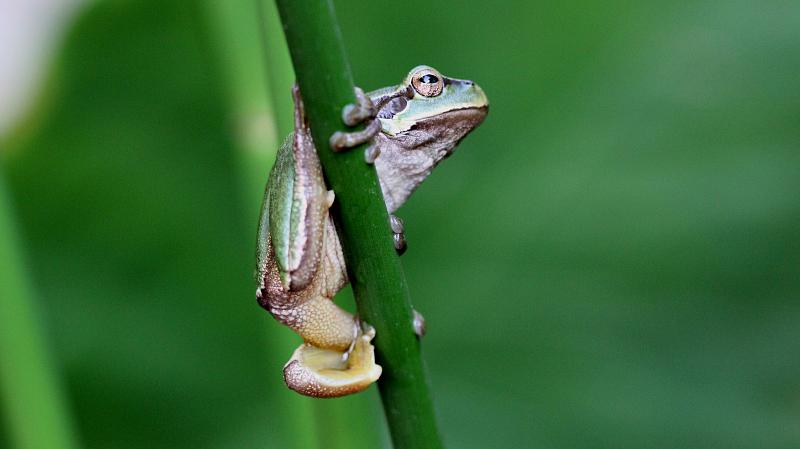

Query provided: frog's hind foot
[283,322,381,398]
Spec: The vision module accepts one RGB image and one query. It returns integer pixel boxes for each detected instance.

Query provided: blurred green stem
[203,1,317,448]
[273,2,443,449]
[0,174,80,449]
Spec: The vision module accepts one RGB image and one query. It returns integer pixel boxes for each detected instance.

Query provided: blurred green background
[1,0,799,448]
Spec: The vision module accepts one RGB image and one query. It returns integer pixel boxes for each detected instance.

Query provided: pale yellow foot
[283,324,382,398]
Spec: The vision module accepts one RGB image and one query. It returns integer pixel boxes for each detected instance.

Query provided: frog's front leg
[329,87,382,163]
[389,214,407,255]
[412,309,426,338]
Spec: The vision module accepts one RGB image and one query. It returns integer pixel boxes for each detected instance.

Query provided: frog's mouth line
[380,106,489,149]
[379,104,488,137]
[408,105,488,131]
[433,104,489,119]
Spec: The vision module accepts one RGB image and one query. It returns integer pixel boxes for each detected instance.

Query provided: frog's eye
[412,69,444,97]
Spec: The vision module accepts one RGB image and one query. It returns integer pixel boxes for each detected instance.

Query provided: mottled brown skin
[259,229,380,398]
[374,107,489,213]
[257,228,352,351]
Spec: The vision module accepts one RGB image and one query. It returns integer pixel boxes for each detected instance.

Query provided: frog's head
[373,65,489,137]
[370,66,488,213]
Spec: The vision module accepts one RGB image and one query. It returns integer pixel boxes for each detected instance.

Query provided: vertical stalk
[207,3,383,448]
[272,2,444,448]
[0,174,80,449]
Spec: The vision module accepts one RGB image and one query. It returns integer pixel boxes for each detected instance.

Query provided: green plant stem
[0,175,80,449]
[208,2,384,448]
[272,2,443,448]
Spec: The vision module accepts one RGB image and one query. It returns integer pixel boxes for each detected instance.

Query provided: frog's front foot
[412,309,426,338]
[341,86,374,126]
[329,87,381,163]
[390,214,407,255]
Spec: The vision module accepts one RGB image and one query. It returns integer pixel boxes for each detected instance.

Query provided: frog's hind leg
[283,322,381,398]
[261,207,354,352]
[282,214,382,397]
[294,213,353,352]
[285,295,356,351]
[268,85,331,291]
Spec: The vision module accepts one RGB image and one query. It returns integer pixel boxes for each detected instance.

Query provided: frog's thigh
[292,296,355,352]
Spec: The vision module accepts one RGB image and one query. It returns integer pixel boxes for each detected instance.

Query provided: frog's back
[257,131,329,292]
[256,133,296,287]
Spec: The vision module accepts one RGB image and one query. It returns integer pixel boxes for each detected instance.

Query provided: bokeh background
[2,1,799,448]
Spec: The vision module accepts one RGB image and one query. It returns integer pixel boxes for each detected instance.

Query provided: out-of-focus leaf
[338,1,800,448]
[3,1,291,447]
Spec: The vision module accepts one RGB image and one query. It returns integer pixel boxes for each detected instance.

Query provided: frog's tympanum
[256,66,488,397]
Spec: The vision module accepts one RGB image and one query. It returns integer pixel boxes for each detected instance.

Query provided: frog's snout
[464,80,489,109]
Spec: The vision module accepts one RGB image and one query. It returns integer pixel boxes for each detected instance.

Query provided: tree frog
[256,66,488,397]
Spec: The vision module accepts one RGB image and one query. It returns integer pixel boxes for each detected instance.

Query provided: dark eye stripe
[377,96,408,119]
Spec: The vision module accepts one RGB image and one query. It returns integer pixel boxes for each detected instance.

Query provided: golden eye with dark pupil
[421,74,438,84]
[412,71,443,97]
